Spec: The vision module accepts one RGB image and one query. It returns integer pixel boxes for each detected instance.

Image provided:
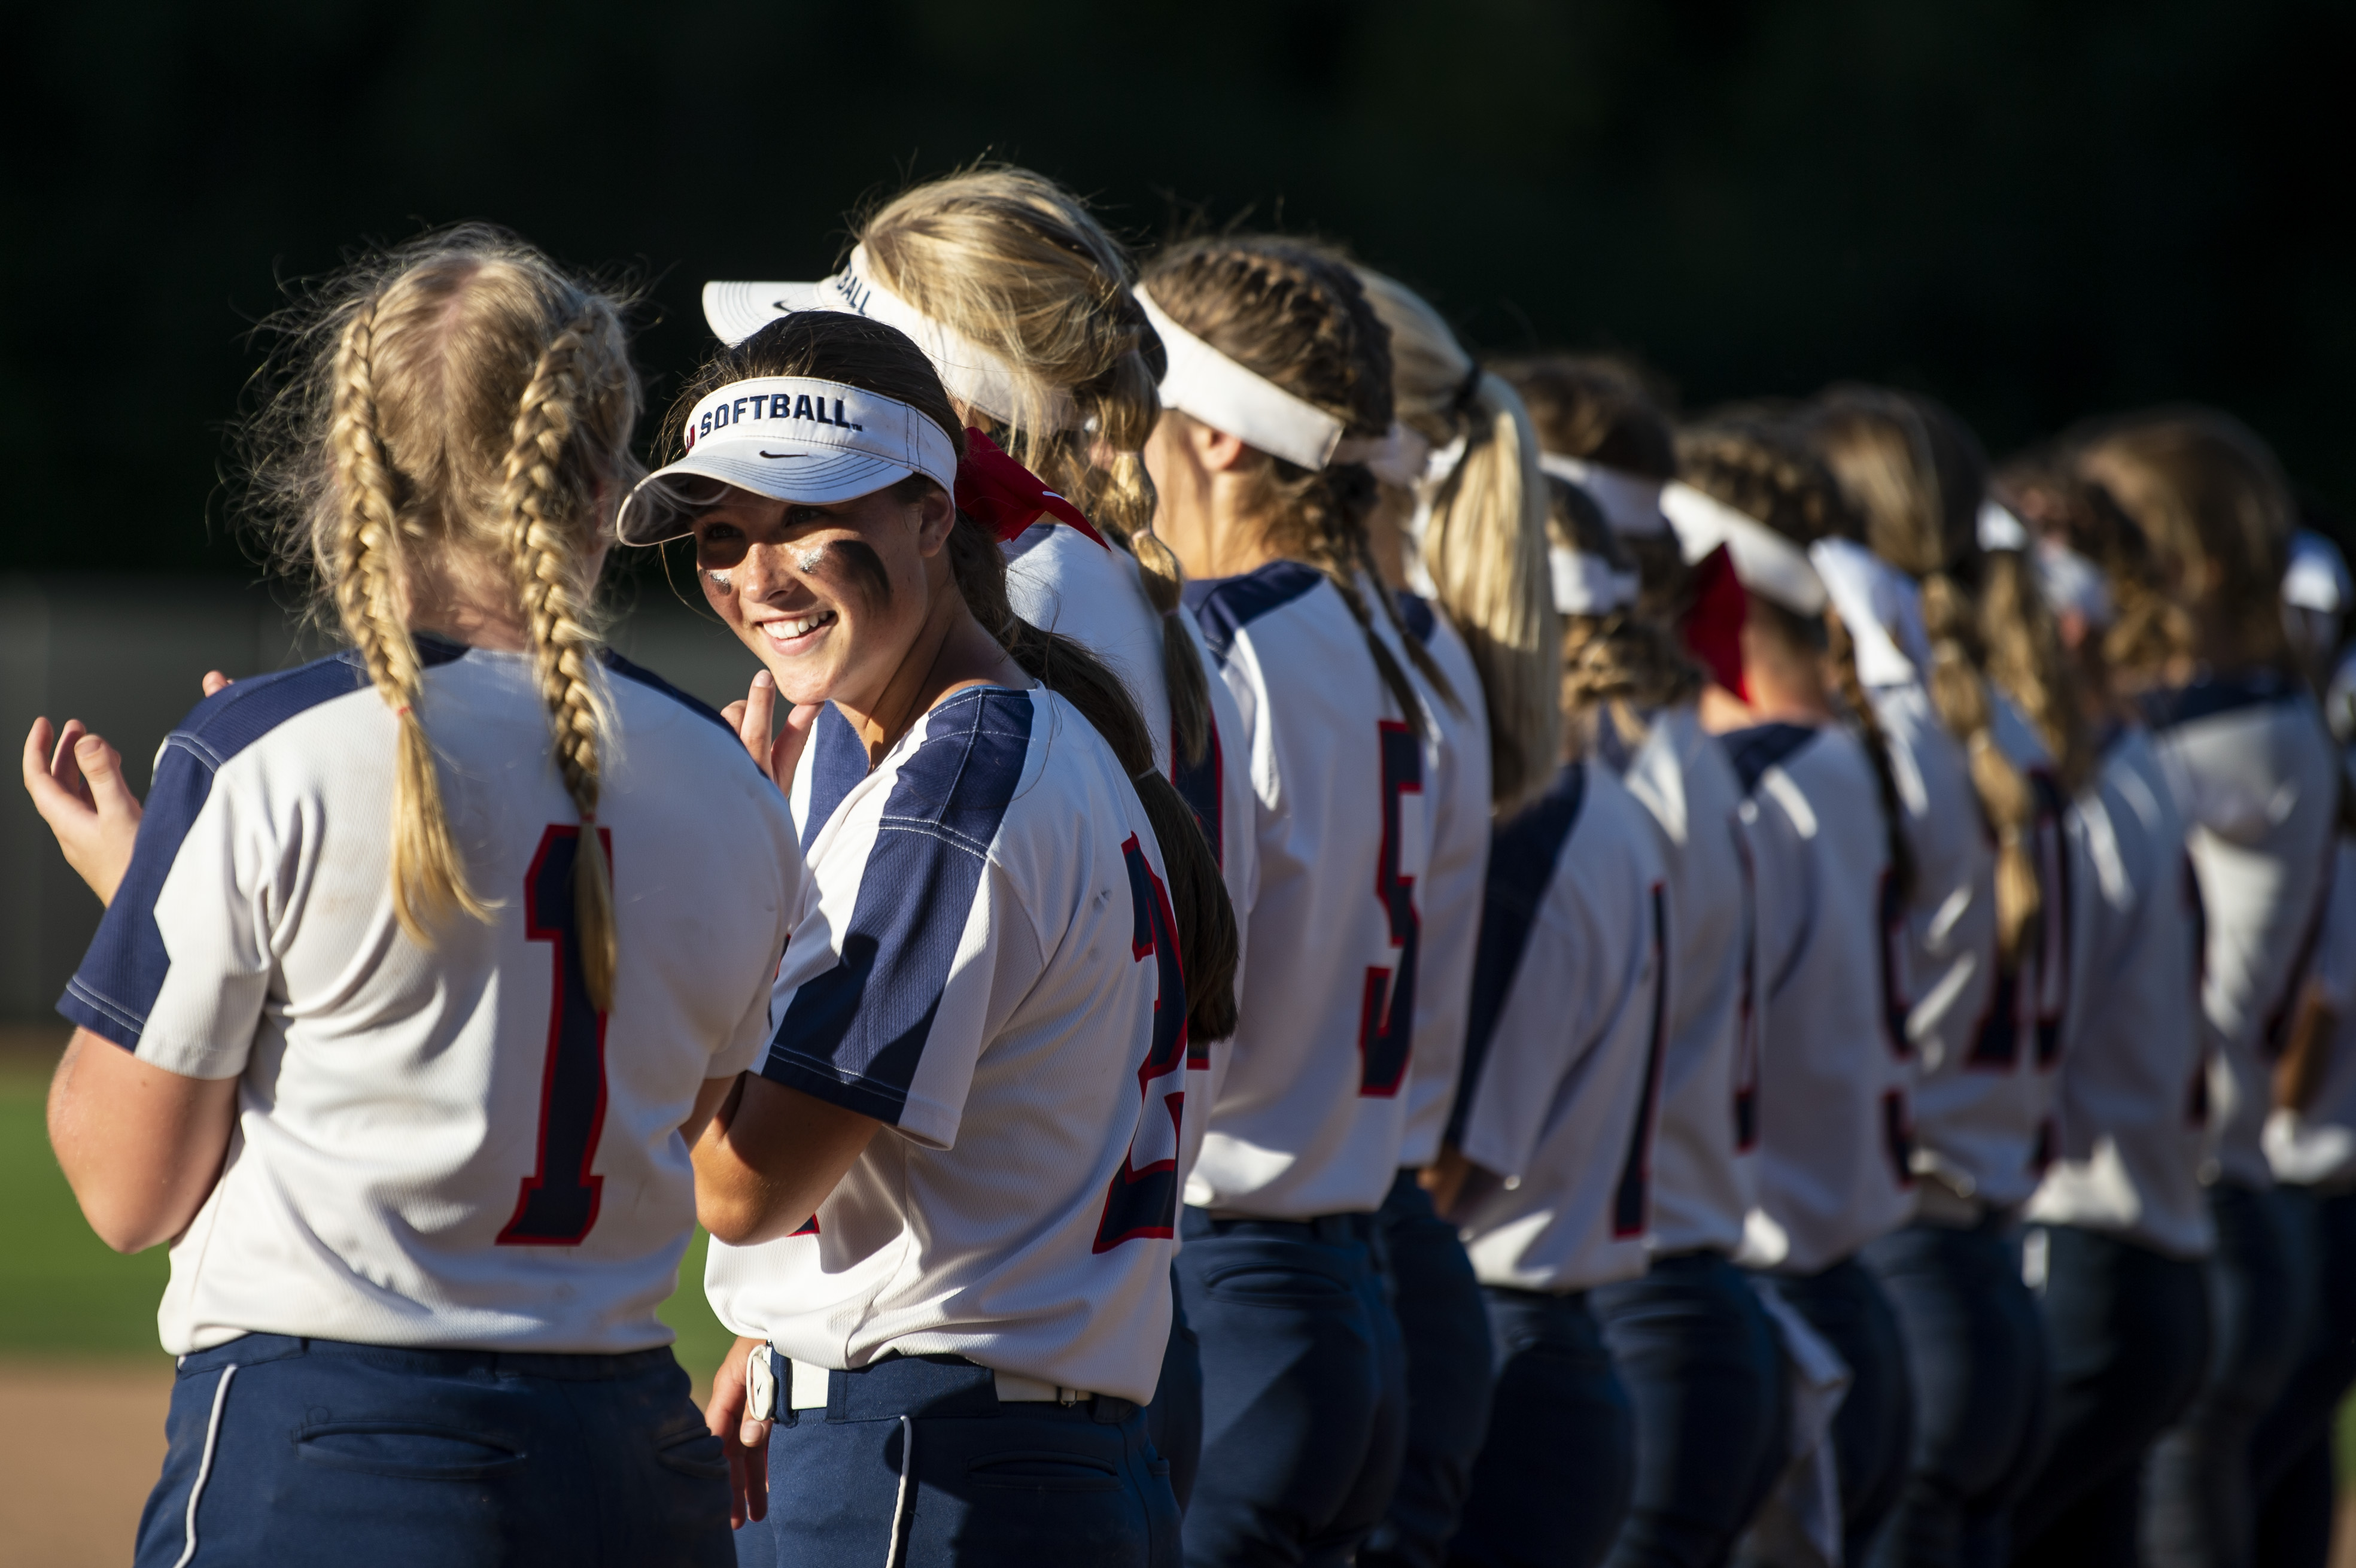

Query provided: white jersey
[707,685,1187,1405]
[2027,728,2214,1256]
[1902,696,2067,1211]
[1726,722,1917,1275]
[1181,561,1427,1218]
[59,642,802,1356]
[1387,592,1494,1169]
[1595,703,1757,1255]
[2144,673,2340,1188]
[1450,762,1666,1293]
[796,519,1259,1194]
[2267,836,2356,1189]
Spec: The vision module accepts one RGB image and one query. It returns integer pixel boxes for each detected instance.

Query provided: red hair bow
[954,428,1107,549]
[1678,543,1751,701]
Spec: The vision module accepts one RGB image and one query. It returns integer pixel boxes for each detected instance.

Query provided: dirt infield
[0,1360,171,1567]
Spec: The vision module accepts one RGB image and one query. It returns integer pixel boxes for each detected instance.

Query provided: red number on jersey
[1093,834,1191,1251]
[1359,720,1423,1096]
[497,825,612,1247]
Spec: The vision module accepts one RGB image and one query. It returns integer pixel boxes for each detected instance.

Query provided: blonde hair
[245,226,639,1007]
[1353,267,1560,812]
[1547,477,1701,752]
[1803,387,2048,962]
[2070,406,2296,674]
[858,167,1216,771]
[1141,236,1443,735]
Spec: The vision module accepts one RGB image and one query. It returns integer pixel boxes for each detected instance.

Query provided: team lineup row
[20,168,2352,1568]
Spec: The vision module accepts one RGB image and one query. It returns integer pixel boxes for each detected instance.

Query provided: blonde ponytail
[501,312,619,1011]
[329,299,494,942]
[1922,570,2044,964]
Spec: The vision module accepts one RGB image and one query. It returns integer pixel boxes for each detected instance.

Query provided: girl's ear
[911,481,959,556]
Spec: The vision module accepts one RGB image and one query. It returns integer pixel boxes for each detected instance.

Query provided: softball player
[28,230,800,1568]
[1139,236,1424,1567]
[1539,477,1793,1568]
[1998,468,2213,1566]
[658,311,1238,1567]
[2078,410,2339,1568]
[1433,741,1667,1568]
[1805,390,2062,1564]
[1674,422,1921,1567]
[698,163,1257,1514]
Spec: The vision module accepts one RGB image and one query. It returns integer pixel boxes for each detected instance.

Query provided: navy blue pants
[2144,1181,2316,1568]
[2251,1186,2356,1568]
[1860,1217,2051,1568]
[1364,1169,1495,1568]
[1144,1263,1205,1513]
[1593,1250,1790,1568]
[2009,1224,2210,1568]
[1452,1286,1637,1568]
[1176,1205,1407,1568]
[136,1333,730,1568]
[734,1352,1178,1567]
[1753,1257,1913,1567]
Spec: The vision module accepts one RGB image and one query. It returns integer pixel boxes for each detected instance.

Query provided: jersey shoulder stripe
[761,687,1033,1124]
[1449,760,1589,1148]
[1720,721,1822,795]
[2139,670,2300,731]
[600,648,735,735]
[1184,560,1325,662]
[1393,589,1438,646]
[803,703,869,852]
[56,647,414,1049]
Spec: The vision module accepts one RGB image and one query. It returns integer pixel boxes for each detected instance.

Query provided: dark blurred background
[6,0,2352,578]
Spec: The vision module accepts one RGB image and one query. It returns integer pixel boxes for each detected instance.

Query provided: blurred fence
[0,575,762,1021]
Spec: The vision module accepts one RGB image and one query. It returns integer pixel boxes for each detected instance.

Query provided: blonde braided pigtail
[1922,570,2041,965]
[501,312,619,1011]
[329,299,493,941]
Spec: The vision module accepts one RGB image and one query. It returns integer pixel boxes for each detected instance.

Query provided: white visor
[2284,529,2352,615]
[616,376,957,545]
[1810,536,1933,686]
[1551,546,1641,616]
[1539,452,1668,537]
[1659,481,1827,615]
[702,247,1076,430]
[1978,500,2030,552]
[1136,286,1349,471]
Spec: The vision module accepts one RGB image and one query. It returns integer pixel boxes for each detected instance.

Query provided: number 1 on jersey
[498,825,612,1247]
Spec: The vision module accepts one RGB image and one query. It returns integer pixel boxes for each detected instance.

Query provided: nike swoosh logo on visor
[758,451,808,460]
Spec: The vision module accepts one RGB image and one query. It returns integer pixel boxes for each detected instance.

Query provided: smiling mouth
[758,609,837,643]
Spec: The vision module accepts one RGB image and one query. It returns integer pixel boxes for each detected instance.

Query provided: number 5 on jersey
[498,825,612,1247]
[1360,721,1425,1096]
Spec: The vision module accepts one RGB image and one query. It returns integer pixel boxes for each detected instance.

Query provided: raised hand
[721,670,821,788]
[22,718,143,906]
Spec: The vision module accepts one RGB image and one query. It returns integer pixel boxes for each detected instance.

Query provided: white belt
[777,1352,1092,1410]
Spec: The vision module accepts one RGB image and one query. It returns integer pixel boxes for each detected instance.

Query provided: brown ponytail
[1545,477,1701,749]
[1804,388,2048,965]
[667,309,1240,1041]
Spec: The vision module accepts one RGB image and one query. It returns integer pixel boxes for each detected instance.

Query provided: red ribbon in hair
[1677,543,1750,701]
[954,428,1108,549]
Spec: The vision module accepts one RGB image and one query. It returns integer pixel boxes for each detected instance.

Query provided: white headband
[1539,452,1668,537]
[1978,500,2030,552]
[2285,528,2352,615]
[615,375,959,545]
[2035,539,2114,629]
[1551,546,1641,616]
[1658,481,1828,615]
[1136,285,1353,470]
[1809,536,1933,686]
[702,247,1077,430]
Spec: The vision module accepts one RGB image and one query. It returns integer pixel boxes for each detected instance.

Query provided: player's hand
[722,670,821,789]
[22,718,142,907]
[706,1334,773,1528]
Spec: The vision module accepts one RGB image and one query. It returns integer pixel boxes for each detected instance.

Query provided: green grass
[0,1057,735,1384]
